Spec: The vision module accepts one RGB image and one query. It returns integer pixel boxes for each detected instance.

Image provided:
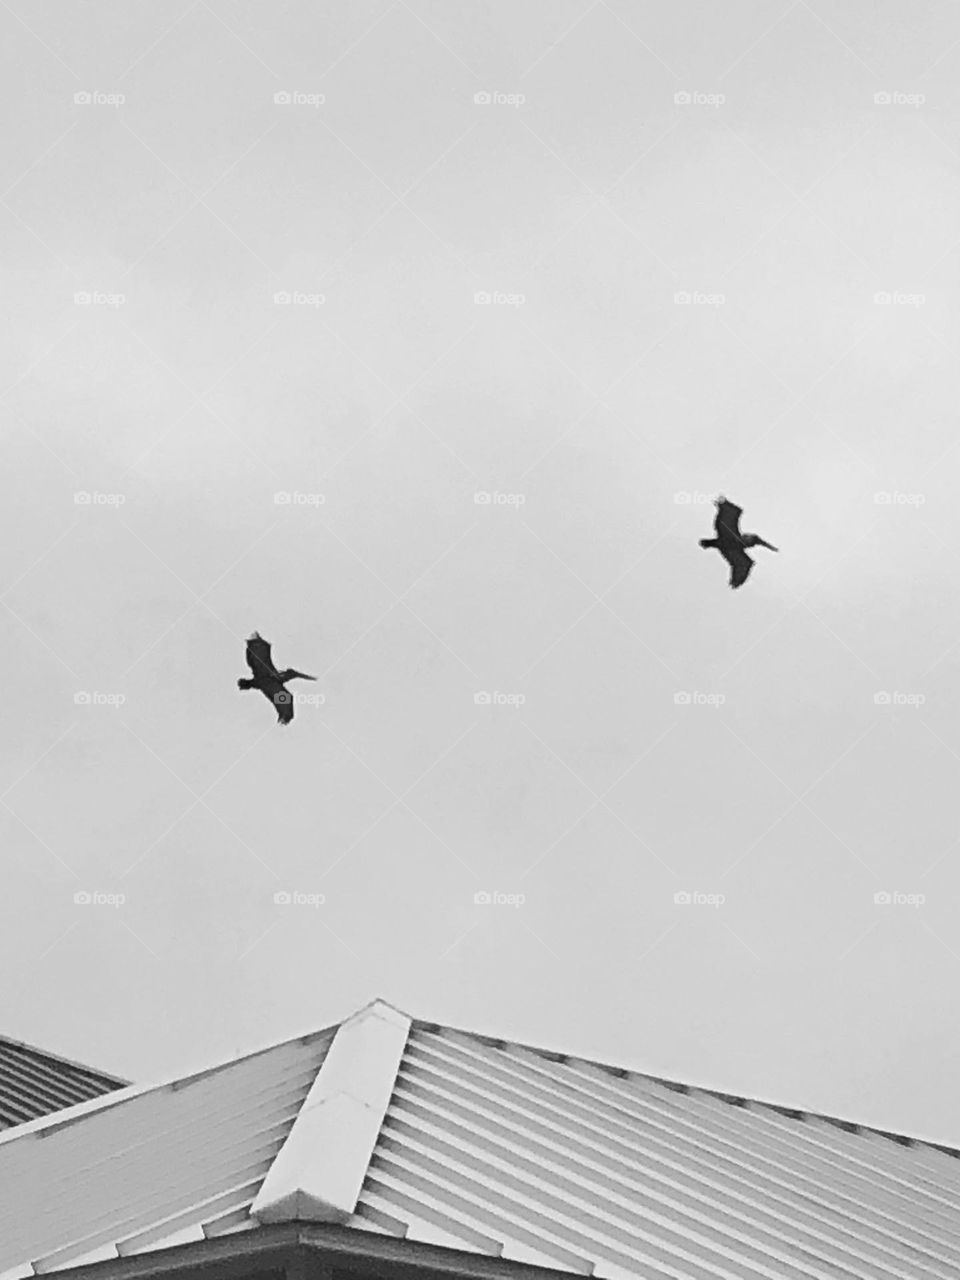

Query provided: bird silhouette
[699,497,778,588]
[237,632,316,724]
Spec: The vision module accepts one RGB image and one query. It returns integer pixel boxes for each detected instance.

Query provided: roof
[2,999,960,1280]
[0,1034,127,1129]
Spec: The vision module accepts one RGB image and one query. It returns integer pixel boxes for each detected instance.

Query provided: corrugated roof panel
[501,1048,960,1269]
[4,1002,960,1280]
[0,1038,125,1129]
[0,1029,335,1275]
[347,1025,960,1280]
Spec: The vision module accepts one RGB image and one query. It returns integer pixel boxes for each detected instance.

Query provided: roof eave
[22,1224,573,1280]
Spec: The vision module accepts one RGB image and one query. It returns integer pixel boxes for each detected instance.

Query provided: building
[0,1033,126,1130]
[1,998,958,1280]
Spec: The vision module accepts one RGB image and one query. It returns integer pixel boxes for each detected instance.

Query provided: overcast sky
[3,0,960,1143]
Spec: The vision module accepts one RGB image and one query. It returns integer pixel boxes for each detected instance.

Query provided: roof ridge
[253,999,412,1223]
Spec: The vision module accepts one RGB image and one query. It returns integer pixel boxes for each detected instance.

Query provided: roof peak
[2,1000,954,1163]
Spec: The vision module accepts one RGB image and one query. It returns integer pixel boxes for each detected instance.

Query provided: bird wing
[722,545,754,588]
[246,632,277,677]
[273,688,294,724]
[715,499,743,540]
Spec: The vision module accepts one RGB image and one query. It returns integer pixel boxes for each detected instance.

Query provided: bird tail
[237,678,256,690]
[699,539,719,549]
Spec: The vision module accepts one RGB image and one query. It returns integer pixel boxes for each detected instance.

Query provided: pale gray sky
[3,0,960,1142]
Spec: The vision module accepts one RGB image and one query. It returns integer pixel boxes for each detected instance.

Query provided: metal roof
[0,1035,127,1129]
[0,1025,337,1278]
[3,1000,960,1280]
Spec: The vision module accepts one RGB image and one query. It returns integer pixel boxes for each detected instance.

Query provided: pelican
[699,497,778,588]
[237,632,316,725]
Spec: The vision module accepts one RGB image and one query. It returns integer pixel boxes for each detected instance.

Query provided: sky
[3,0,960,1144]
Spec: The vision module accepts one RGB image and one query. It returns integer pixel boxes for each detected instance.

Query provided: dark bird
[699,496,778,588]
[237,632,316,725]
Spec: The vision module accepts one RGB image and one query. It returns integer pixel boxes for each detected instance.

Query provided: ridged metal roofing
[0,1036,126,1129]
[0,1026,336,1278]
[3,1001,960,1280]
[347,1022,960,1280]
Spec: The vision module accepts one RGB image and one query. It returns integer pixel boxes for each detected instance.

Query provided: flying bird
[699,496,778,588]
[237,632,316,725]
